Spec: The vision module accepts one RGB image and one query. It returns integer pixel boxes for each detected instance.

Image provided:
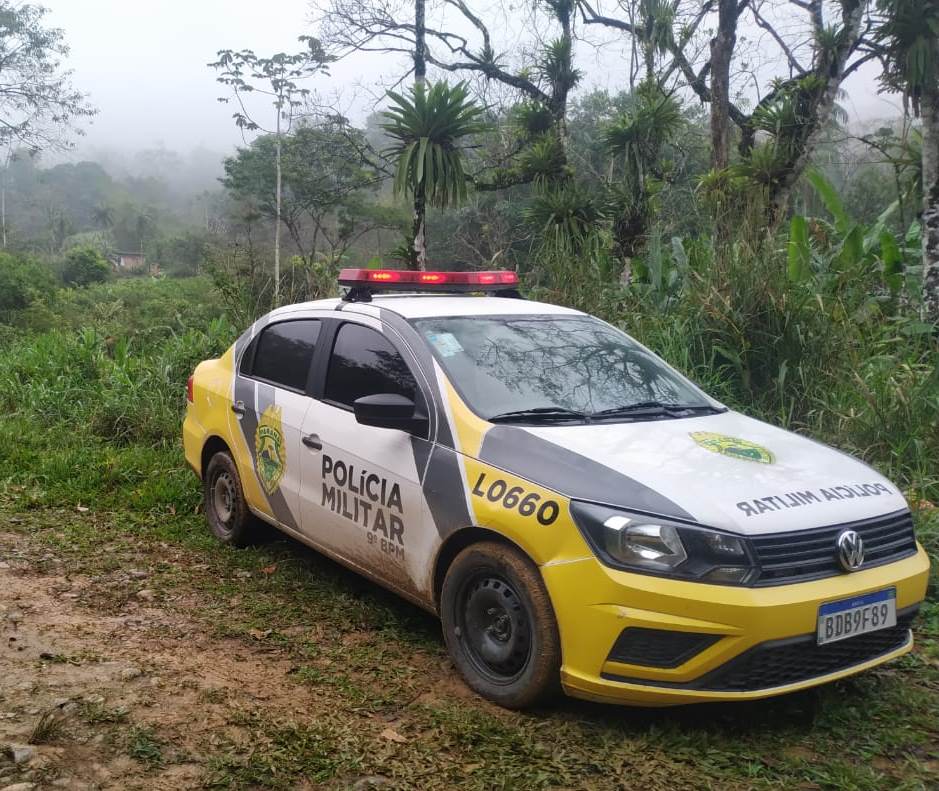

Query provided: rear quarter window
[246,320,321,392]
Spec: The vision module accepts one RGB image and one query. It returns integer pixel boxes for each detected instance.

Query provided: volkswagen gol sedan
[183,269,930,708]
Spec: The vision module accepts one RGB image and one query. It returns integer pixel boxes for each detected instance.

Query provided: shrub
[62,246,111,287]
[0,251,56,319]
[537,224,938,503]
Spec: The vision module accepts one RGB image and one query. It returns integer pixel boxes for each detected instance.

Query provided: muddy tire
[440,541,561,709]
[203,451,260,547]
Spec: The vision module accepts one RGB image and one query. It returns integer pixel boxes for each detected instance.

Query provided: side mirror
[353,393,428,435]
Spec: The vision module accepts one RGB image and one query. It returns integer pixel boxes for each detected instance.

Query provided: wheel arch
[200,435,233,480]
[432,526,536,610]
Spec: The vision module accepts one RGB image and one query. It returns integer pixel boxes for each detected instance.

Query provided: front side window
[249,320,321,391]
[324,323,419,408]
[414,315,716,422]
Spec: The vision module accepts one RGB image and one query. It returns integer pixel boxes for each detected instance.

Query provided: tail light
[186,375,194,403]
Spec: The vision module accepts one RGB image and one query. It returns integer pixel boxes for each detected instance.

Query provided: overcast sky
[44,0,904,160]
[45,0,356,155]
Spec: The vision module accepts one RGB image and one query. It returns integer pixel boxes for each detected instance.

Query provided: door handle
[302,433,322,451]
[231,401,246,417]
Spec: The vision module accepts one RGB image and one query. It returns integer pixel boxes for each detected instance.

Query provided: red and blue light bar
[338,268,520,300]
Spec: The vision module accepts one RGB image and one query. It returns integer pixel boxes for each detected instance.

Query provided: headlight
[571,501,757,585]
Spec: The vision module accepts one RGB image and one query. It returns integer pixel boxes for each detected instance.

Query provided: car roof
[269,294,585,321]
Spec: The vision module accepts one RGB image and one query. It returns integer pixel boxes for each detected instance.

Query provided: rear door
[232,318,322,530]
[297,318,430,595]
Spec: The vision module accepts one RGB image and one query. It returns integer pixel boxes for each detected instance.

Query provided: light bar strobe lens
[571,501,757,585]
[338,268,519,293]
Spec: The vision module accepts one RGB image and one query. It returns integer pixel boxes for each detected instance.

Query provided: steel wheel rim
[212,471,236,532]
[457,572,532,685]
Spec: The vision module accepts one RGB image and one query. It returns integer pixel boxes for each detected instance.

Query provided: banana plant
[786,169,917,296]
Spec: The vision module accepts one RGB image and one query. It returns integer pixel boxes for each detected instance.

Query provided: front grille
[751,509,917,586]
[699,610,916,692]
[607,627,720,668]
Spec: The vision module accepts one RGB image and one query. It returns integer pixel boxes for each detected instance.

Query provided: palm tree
[92,203,114,230]
[381,81,487,269]
[601,82,684,260]
[875,0,939,322]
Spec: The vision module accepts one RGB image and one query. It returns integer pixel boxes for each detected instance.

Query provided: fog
[45,0,383,156]
[44,0,903,165]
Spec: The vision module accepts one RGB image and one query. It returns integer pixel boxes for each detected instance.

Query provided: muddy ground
[1,509,937,791]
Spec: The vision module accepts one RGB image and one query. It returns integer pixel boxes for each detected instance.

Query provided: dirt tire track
[0,531,332,790]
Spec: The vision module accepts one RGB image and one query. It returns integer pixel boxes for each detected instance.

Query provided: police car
[183,269,930,708]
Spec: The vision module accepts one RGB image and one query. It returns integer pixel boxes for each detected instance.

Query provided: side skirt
[247,506,439,616]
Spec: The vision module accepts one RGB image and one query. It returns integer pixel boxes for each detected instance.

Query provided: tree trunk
[274,118,283,307]
[768,0,864,220]
[412,185,427,270]
[922,79,939,324]
[414,0,426,88]
[709,0,737,171]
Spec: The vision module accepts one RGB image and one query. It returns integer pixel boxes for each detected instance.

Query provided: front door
[297,319,429,595]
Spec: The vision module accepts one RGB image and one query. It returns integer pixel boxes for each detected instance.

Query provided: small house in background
[109,251,148,274]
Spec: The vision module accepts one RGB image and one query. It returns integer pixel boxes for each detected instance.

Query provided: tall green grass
[534,232,939,503]
[0,277,236,510]
[1,267,936,511]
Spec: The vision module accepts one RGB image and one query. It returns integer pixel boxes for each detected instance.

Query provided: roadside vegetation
[0,0,937,787]
[0,273,936,790]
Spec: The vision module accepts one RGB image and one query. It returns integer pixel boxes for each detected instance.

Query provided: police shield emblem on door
[255,404,286,494]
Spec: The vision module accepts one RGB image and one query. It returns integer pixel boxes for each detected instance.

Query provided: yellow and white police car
[183,269,930,708]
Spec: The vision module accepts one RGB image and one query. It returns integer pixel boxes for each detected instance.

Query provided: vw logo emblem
[836,529,865,571]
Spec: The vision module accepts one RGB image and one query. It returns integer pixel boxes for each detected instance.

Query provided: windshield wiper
[487,406,589,424]
[591,401,723,419]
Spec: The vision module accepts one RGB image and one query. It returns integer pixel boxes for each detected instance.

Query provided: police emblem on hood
[690,431,775,464]
[255,405,286,494]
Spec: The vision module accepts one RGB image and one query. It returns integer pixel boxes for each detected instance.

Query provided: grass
[28,707,70,745]
[0,276,937,790]
[127,726,165,769]
[3,505,936,790]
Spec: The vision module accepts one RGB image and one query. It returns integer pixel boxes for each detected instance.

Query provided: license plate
[817,588,896,645]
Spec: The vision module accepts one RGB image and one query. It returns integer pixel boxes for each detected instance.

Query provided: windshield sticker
[255,405,286,494]
[736,482,895,517]
[690,431,775,464]
[427,331,464,358]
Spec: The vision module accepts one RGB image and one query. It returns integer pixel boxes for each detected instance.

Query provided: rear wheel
[440,541,561,709]
[203,451,259,547]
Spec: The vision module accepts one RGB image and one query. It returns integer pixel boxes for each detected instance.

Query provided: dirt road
[0,530,350,790]
[1,509,936,791]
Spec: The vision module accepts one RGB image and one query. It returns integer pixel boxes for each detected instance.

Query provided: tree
[222,118,388,268]
[61,246,109,287]
[875,0,939,323]
[0,4,95,151]
[580,0,877,220]
[601,81,685,259]
[91,203,114,230]
[210,39,331,305]
[0,251,54,317]
[321,0,581,188]
[380,81,487,268]
[0,4,94,248]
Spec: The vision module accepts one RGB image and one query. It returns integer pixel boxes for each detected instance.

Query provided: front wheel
[440,541,561,709]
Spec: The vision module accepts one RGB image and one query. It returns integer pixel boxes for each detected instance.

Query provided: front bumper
[542,545,930,706]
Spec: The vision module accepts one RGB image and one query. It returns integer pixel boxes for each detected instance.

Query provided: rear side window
[324,323,418,408]
[249,320,321,391]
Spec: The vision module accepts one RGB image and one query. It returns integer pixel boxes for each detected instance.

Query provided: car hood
[476,410,908,536]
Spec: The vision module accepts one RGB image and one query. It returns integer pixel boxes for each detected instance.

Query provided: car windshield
[413,314,716,422]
